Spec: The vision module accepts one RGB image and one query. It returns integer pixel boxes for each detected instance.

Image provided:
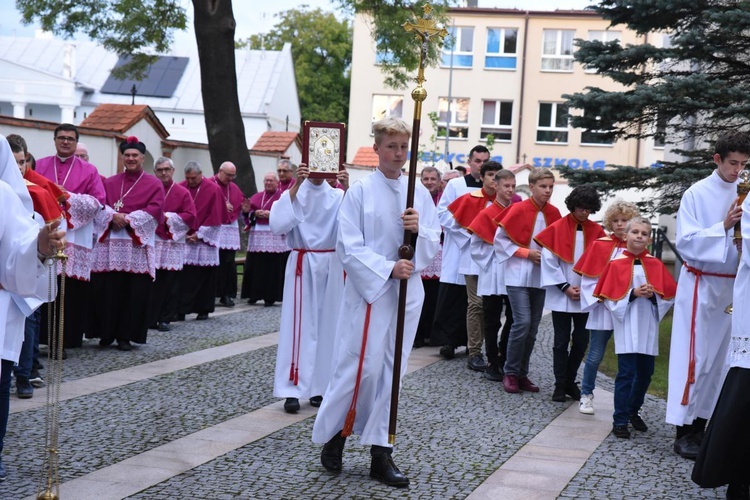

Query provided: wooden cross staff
[388,4,447,446]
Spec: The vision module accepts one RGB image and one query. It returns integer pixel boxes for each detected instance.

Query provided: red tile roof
[250,131,300,154]
[350,146,379,168]
[80,104,169,139]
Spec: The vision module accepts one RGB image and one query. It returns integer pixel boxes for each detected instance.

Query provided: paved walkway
[0,305,724,499]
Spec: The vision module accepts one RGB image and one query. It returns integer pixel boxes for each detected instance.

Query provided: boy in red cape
[574,200,639,415]
[494,168,561,394]
[468,169,516,380]
[534,185,605,402]
[444,160,503,371]
[594,217,676,439]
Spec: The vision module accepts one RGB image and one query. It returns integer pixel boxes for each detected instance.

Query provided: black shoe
[284,397,300,413]
[321,431,346,472]
[309,396,323,407]
[15,377,33,399]
[439,345,455,359]
[99,338,114,347]
[174,314,186,322]
[629,413,648,432]
[157,322,171,332]
[264,300,275,307]
[484,363,504,381]
[552,385,567,402]
[726,482,750,500]
[196,313,209,320]
[219,296,235,307]
[247,300,257,305]
[565,382,581,401]
[612,424,630,439]
[116,340,134,351]
[370,453,410,487]
[674,434,700,460]
[468,354,487,372]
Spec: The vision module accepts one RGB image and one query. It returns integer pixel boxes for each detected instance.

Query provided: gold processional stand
[37,244,67,500]
[725,170,750,314]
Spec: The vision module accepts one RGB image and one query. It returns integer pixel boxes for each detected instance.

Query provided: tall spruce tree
[562,0,750,214]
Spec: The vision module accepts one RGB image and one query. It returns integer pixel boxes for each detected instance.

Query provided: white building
[0,34,301,150]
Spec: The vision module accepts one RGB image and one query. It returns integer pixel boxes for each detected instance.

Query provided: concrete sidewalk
[1,306,722,499]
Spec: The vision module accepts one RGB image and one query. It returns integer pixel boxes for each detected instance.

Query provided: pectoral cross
[114,199,123,212]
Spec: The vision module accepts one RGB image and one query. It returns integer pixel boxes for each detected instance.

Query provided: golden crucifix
[388,4,447,446]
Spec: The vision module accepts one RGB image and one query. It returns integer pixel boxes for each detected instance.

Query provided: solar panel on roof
[100,56,188,98]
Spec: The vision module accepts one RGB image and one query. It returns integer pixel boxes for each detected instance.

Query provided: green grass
[597,310,673,399]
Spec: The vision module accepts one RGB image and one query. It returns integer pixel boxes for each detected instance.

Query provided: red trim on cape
[447,188,492,229]
[468,200,508,243]
[573,235,626,278]
[593,250,677,301]
[498,198,562,248]
[533,214,606,264]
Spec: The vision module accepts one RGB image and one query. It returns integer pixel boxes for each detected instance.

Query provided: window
[438,97,470,138]
[371,95,404,124]
[536,102,569,143]
[581,114,613,145]
[481,100,513,141]
[441,26,474,68]
[585,30,621,73]
[541,29,575,72]
[375,50,395,65]
[485,28,518,69]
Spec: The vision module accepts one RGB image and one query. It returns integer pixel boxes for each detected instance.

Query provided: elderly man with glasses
[276,159,296,194]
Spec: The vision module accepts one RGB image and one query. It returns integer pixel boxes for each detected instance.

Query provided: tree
[561,0,750,214]
[239,8,352,124]
[335,0,454,89]
[16,0,258,195]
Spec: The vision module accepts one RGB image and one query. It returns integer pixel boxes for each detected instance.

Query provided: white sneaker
[579,394,595,415]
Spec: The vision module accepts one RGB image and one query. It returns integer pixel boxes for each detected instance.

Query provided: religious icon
[302,121,346,179]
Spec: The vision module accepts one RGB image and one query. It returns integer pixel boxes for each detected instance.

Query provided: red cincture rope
[289,248,334,386]
[342,302,372,437]
[681,263,735,405]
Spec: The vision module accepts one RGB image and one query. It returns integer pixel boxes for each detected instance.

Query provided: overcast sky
[0,1,595,44]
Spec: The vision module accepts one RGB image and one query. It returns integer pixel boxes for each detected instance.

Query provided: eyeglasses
[75,153,89,160]
[155,167,173,173]
[277,169,291,173]
[55,136,77,143]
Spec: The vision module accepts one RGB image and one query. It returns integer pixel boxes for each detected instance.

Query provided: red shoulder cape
[24,168,67,204]
[25,180,63,222]
[593,250,677,301]
[468,200,508,243]
[448,188,492,229]
[498,198,562,248]
[573,235,626,277]
[533,214,605,264]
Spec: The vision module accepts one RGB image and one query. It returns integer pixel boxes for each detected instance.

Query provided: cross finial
[403,4,448,86]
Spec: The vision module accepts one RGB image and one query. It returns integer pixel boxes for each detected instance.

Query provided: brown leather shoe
[503,374,520,393]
